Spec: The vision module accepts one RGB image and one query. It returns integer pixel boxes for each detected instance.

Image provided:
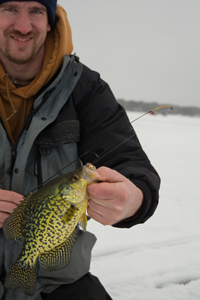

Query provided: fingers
[0,189,23,228]
[88,181,123,201]
[87,168,128,225]
[0,199,18,214]
[0,189,23,205]
[87,167,144,226]
[94,167,125,183]
[87,198,123,226]
[0,211,10,228]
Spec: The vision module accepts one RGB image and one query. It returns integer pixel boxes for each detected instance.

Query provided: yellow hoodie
[0,5,73,144]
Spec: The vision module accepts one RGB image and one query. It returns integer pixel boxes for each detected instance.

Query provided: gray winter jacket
[0,54,161,299]
[0,56,96,300]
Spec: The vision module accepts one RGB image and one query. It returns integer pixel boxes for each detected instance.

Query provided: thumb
[94,166,125,183]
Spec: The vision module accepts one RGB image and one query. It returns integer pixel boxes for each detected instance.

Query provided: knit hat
[0,0,57,28]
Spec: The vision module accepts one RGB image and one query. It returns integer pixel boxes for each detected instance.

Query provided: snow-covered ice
[87,111,200,300]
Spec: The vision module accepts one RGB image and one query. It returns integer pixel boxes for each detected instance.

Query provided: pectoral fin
[78,213,87,231]
[62,205,77,224]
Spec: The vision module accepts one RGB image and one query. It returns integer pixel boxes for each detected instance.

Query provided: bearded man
[0,1,160,299]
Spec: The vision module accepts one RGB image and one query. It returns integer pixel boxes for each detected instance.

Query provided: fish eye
[72,175,79,182]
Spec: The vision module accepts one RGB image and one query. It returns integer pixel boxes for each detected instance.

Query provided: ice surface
[87,112,200,300]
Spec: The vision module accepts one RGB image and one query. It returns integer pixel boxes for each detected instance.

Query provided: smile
[12,37,32,42]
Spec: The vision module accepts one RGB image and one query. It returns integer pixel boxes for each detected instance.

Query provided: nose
[13,12,32,34]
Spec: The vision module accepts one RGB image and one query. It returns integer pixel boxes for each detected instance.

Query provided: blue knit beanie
[0,0,57,28]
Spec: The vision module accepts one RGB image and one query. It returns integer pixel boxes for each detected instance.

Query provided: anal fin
[5,258,37,296]
[39,228,78,271]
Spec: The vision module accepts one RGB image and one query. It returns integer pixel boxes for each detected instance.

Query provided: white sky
[58,0,200,108]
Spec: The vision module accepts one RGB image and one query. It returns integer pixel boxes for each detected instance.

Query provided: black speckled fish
[3,163,99,296]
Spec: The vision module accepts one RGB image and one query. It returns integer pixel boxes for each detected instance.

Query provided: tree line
[117,99,200,117]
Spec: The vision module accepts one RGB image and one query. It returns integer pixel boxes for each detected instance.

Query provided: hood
[0,4,73,143]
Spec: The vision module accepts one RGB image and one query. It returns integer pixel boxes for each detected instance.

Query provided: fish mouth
[82,163,99,182]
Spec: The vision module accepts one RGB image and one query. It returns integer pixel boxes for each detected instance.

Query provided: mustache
[5,30,37,38]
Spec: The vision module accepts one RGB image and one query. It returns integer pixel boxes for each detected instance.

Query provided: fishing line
[29,105,173,194]
[91,105,173,165]
[91,125,135,165]
[29,125,134,194]
[92,130,137,165]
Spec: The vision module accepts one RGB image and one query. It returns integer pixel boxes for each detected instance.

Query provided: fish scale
[3,163,99,296]
[16,193,87,261]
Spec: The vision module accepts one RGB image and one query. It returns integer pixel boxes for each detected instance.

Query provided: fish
[3,163,100,296]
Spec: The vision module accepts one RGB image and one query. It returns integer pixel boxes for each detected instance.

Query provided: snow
[87,112,200,300]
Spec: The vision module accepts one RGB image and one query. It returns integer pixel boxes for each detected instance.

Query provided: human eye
[31,10,41,14]
[6,8,16,12]
[31,7,46,15]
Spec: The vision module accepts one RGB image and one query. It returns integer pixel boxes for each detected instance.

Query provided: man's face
[0,1,51,65]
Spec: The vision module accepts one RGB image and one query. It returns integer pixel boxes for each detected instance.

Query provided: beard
[1,30,43,65]
[3,46,36,65]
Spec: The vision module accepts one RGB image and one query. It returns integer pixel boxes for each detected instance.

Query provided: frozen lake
[87,111,200,300]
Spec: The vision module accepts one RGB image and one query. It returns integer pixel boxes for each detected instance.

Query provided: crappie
[3,163,99,296]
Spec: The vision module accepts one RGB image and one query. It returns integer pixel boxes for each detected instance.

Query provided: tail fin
[5,261,37,296]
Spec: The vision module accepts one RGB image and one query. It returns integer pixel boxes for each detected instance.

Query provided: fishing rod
[30,105,173,194]
[92,105,173,165]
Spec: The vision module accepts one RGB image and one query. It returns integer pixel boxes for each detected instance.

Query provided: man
[0,1,160,299]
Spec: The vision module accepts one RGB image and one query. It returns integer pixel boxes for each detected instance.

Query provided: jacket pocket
[34,120,80,146]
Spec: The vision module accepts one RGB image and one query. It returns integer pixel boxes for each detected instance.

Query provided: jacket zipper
[2,57,72,187]
[5,144,17,176]
[10,144,17,174]
[35,151,43,188]
[6,87,56,180]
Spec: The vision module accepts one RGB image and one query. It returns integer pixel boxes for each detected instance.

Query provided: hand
[87,167,144,226]
[0,189,23,228]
